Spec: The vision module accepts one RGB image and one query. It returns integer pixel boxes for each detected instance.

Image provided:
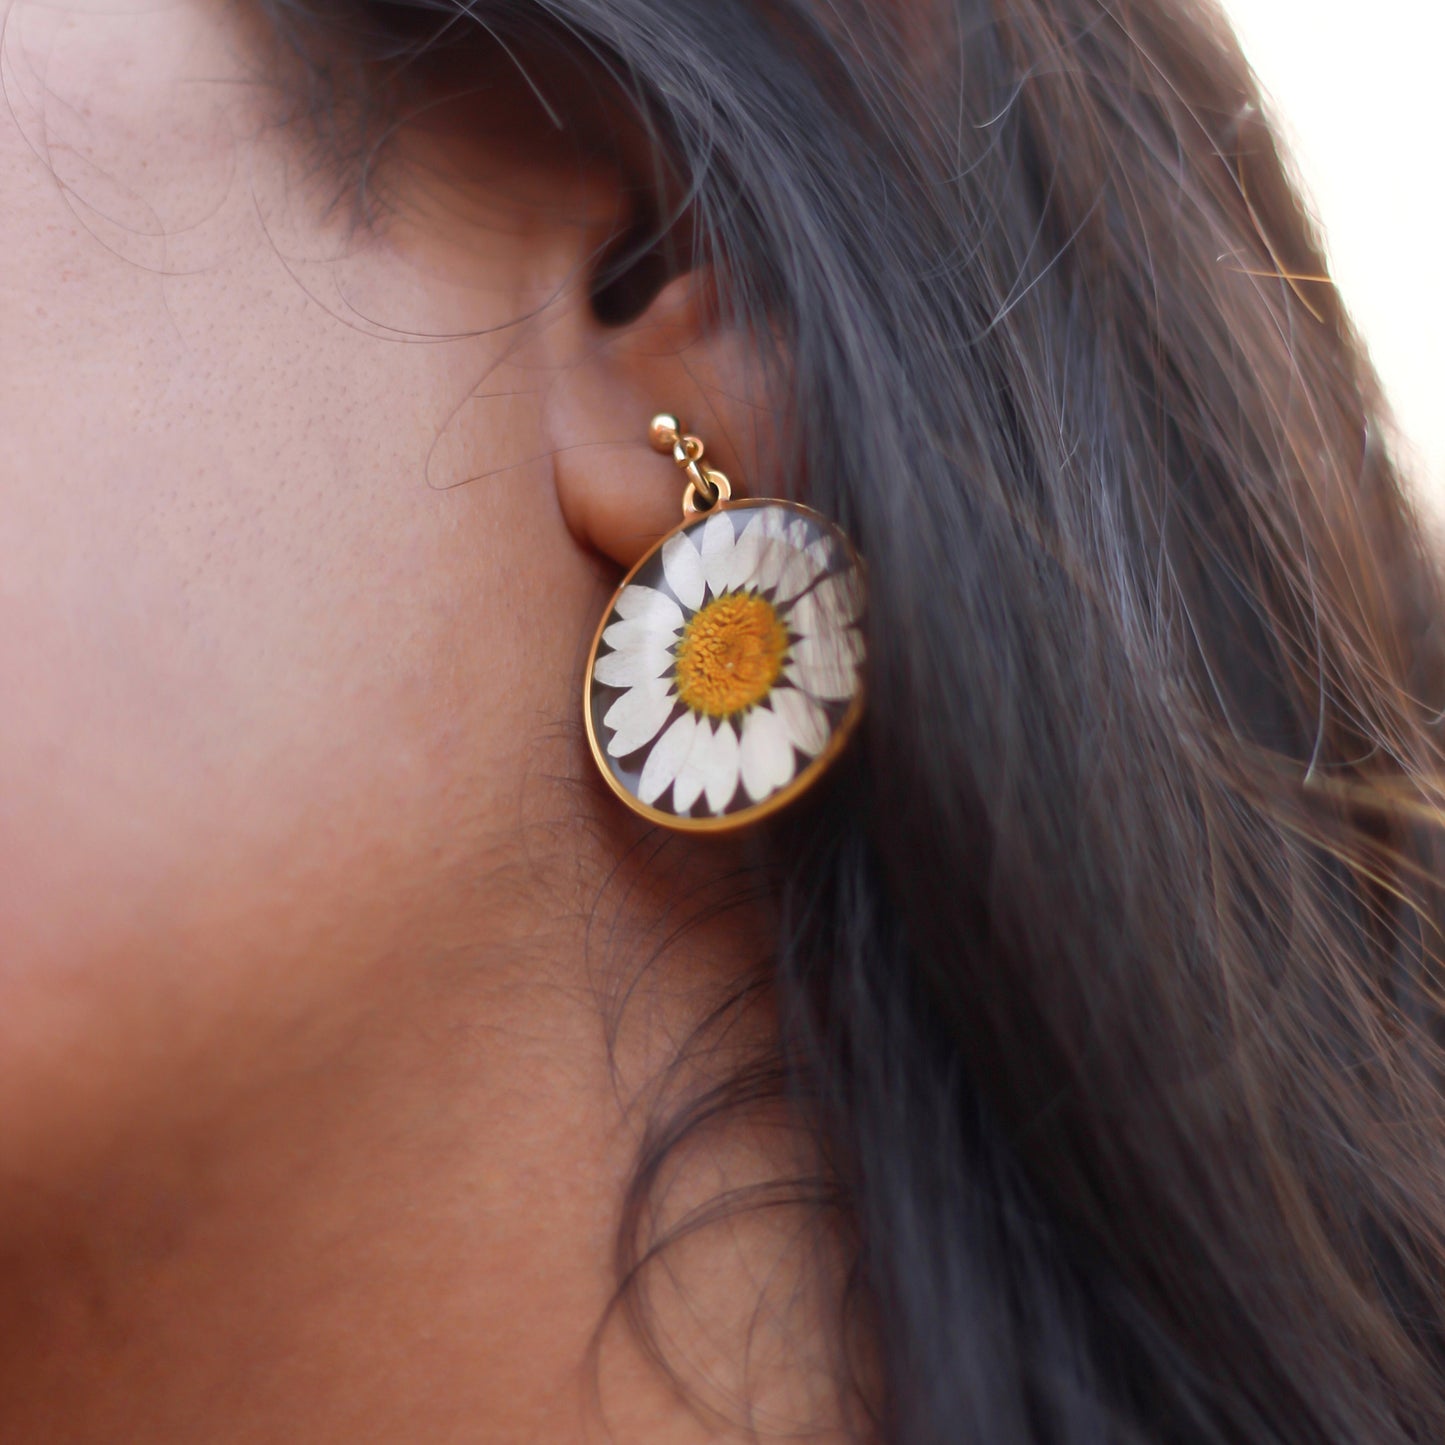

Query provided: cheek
[0,456,590,1173]
[0,0,619,1189]
[0,186,597,1179]
[0,349,597,1169]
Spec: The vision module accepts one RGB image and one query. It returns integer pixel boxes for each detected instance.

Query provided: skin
[0,0,834,1438]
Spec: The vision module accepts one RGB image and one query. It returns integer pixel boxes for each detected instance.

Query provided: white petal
[662,532,706,611]
[603,679,675,758]
[740,705,798,803]
[754,539,783,593]
[698,511,737,598]
[775,538,832,605]
[787,569,865,639]
[613,584,685,633]
[670,719,717,814]
[754,509,791,592]
[603,616,679,652]
[726,514,766,592]
[786,628,863,701]
[594,645,673,688]
[770,687,829,758]
[704,721,742,814]
[638,712,698,807]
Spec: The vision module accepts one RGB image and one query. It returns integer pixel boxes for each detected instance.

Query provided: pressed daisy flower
[586,502,865,824]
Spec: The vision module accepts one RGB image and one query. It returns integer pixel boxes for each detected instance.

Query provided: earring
[583,415,866,831]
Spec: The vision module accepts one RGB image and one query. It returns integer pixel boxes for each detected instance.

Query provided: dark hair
[258,0,1445,1439]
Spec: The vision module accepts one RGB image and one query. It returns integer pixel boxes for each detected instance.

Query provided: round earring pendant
[584,500,866,831]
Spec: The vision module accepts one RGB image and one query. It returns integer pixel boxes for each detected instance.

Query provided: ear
[542,273,781,567]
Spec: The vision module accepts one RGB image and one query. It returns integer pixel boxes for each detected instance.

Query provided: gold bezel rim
[582,499,867,835]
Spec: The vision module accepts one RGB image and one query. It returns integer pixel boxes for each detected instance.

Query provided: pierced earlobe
[582,415,866,831]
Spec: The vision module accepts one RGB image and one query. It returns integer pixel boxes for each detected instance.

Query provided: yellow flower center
[674,591,790,718]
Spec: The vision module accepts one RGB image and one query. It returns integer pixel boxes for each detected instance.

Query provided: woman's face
[0,3,810,1433]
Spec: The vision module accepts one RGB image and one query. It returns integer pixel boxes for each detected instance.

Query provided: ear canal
[588,182,700,329]
[590,222,675,327]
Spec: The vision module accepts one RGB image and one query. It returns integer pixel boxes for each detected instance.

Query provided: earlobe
[544,273,779,568]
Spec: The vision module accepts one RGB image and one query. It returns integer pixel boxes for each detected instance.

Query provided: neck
[0,835,834,1443]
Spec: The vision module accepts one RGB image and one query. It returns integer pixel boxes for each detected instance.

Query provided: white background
[1223,0,1444,509]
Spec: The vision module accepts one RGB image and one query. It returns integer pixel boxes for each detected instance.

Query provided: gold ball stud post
[648,413,681,452]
